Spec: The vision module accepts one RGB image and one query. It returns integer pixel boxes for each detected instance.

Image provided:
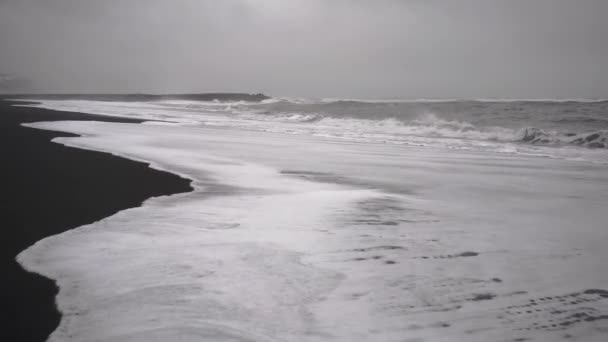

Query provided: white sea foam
[16,99,608,165]
[18,119,608,341]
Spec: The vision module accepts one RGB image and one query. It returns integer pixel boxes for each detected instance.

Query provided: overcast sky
[1,0,606,98]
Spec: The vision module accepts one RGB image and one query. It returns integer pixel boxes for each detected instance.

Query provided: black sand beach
[0,99,192,342]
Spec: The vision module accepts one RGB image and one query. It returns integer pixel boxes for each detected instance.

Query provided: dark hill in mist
[4,93,270,102]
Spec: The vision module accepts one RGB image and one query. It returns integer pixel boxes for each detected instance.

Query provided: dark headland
[6,92,270,102]
[0,99,193,342]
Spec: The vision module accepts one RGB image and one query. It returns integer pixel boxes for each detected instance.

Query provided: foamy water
[16,98,608,164]
[15,99,608,341]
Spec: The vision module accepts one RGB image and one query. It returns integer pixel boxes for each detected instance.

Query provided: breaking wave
[14,95,608,164]
[234,109,608,149]
[517,128,608,149]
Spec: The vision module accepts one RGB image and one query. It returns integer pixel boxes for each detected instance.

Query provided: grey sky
[1,0,607,98]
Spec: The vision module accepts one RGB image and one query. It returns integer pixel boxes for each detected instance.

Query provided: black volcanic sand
[0,99,193,342]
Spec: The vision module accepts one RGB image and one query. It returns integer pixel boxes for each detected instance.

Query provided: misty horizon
[1,0,607,99]
[3,92,608,102]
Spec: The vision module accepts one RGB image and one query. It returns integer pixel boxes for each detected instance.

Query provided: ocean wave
[319,98,464,104]
[517,128,608,148]
[239,111,321,123]
[19,98,608,163]
[317,115,608,149]
[253,111,608,149]
[313,113,515,142]
[472,98,608,103]
[315,98,608,105]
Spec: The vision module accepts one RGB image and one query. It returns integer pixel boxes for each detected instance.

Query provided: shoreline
[6,99,608,341]
[1,99,193,342]
[8,100,608,341]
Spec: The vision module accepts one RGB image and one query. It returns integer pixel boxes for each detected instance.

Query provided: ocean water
[18,97,608,163]
[15,97,608,341]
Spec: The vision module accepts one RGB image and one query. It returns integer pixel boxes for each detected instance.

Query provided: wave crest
[517,128,608,148]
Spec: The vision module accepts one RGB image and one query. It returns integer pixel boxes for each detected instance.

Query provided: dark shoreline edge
[1,99,193,342]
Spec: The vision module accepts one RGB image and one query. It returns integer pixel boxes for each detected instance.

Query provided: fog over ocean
[15,97,608,341]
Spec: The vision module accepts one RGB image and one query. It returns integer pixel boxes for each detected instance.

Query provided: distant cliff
[5,93,271,102]
[0,74,33,93]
